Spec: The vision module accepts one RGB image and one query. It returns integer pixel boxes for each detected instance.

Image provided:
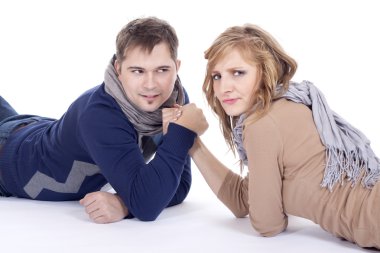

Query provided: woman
[189,24,380,249]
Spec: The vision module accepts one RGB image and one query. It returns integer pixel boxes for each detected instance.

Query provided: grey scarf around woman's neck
[233,80,380,190]
[104,55,185,137]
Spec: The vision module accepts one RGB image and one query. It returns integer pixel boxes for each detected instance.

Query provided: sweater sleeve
[79,105,196,221]
[166,86,192,207]
[244,114,288,237]
[217,170,249,218]
[167,155,191,207]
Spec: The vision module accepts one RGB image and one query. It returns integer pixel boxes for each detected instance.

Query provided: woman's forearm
[189,137,231,195]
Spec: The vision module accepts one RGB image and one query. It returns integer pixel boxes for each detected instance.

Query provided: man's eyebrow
[127,66,144,70]
[127,65,172,70]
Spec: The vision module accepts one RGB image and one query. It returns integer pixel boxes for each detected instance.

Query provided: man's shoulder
[73,84,118,110]
[75,87,136,139]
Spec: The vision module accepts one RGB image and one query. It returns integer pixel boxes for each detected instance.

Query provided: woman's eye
[212,74,221,80]
[233,70,245,76]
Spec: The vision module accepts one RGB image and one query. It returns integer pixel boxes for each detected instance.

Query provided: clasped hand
[162,103,209,135]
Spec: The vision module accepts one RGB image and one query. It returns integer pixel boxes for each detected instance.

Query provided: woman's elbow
[249,216,288,237]
[231,209,249,218]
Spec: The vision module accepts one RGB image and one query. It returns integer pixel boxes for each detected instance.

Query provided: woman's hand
[79,191,128,224]
[174,103,209,136]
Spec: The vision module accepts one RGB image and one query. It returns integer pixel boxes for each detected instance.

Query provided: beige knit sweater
[217,98,380,248]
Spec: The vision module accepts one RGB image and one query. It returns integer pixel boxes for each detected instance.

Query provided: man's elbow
[134,210,160,222]
[128,204,163,222]
[167,183,191,207]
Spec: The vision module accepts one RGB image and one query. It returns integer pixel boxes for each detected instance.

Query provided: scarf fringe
[233,80,380,191]
[321,147,380,191]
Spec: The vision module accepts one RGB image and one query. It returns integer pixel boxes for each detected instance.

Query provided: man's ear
[114,60,121,76]
[176,59,181,72]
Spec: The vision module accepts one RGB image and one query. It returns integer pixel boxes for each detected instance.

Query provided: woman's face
[211,49,259,116]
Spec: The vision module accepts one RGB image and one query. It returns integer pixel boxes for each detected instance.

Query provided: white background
[0,0,379,252]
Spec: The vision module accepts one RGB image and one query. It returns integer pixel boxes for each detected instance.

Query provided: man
[0,17,208,223]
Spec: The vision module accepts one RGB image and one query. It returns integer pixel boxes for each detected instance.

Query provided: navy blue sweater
[0,84,196,221]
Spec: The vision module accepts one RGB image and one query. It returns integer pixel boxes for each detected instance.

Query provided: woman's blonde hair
[203,24,297,154]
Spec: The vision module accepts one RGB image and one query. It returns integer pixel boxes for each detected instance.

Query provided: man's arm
[79,103,207,223]
[167,155,191,206]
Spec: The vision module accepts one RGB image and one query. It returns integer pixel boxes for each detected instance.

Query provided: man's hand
[162,104,182,134]
[79,191,128,224]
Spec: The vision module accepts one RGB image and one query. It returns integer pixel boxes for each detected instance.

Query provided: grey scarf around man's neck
[104,55,185,137]
[233,80,380,190]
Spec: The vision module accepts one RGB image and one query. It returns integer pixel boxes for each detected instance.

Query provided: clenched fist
[79,191,128,224]
[174,103,208,136]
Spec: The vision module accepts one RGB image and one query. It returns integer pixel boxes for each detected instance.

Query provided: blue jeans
[0,96,17,196]
[0,96,51,145]
[0,96,54,196]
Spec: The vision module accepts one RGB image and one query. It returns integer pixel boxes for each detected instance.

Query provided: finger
[82,196,100,214]
[162,107,179,115]
[89,208,104,222]
[162,112,175,119]
[93,215,109,224]
[79,194,96,207]
[162,108,173,114]
[85,201,101,215]
[173,109,182,120]
[79,194,89,205]
[162,105,180,112]
[163,109,181,121]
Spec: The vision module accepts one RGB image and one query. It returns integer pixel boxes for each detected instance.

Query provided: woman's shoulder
[271,98,310,113]
[245,98,313,132]
[268,98,313,124]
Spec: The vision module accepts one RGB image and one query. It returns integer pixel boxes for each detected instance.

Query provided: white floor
[0,167,372,253]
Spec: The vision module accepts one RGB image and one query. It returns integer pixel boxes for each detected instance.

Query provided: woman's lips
[222,98,238,105]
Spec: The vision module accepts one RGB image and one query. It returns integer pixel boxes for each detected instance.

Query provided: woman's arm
[244,117,287,236]
[189,138,230,195]
[190,138,249,217]
[163,105,228,195]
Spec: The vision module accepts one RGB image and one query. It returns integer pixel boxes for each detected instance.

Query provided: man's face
[115,42,180,112]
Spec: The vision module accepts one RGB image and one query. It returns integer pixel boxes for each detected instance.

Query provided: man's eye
[131,69,143,74]
[157,68,169,73]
